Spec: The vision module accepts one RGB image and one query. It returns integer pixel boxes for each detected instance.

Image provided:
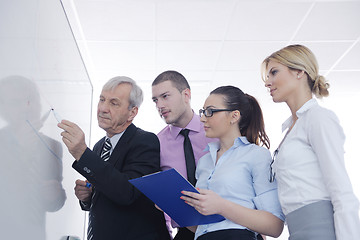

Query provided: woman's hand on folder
[181,189,224,216]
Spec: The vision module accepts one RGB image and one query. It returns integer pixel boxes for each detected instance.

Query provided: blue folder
[129,168,225,227]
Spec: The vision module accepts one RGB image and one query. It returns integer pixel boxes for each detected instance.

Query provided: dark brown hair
[211,86,270,149]
[152,70,190,92]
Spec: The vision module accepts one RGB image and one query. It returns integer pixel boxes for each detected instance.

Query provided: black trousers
[173,227,195,240]
[197,229,256,240]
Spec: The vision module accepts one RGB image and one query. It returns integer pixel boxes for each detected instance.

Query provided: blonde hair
[261,44,329,98]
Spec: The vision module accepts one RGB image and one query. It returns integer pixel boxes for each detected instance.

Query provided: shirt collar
[205,136,249,151]
[168,111,202,138]
[235,136,250,146]
[282,98,318,132]
[106,131,124,150]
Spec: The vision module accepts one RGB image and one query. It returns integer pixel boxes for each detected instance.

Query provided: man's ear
[182,88,191,103]
[128,106,138,122]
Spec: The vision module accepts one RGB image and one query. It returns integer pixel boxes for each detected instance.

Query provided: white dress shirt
[273,98,360,239]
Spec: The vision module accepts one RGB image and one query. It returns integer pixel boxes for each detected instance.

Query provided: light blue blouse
[194,136,284,239]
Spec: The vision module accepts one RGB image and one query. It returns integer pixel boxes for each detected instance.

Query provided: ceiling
[61,0,360,88]
[61,0,360,141]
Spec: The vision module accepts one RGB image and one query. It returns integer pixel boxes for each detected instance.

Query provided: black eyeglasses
[199,108,234,118]
[269,149,278,183]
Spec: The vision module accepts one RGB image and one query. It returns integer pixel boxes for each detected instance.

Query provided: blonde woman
[262,44,360,239]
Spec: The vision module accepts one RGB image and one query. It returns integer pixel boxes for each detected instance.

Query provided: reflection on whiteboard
[0,76,66,240]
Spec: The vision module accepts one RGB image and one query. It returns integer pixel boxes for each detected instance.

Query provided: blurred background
[1,0,359,239]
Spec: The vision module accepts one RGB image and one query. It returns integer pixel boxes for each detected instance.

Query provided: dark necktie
[88,138,112,240]
[179,129,196,186]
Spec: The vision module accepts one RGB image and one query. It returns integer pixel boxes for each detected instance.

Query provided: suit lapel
[108,123,137,168]
[91,125,137,205]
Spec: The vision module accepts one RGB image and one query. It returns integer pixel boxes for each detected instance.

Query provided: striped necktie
[100,138,112,161]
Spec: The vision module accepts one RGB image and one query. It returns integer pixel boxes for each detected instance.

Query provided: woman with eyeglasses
[181,86,284,240]
[262,44,360,239]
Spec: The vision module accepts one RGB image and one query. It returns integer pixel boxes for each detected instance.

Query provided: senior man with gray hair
[58,76,170,240]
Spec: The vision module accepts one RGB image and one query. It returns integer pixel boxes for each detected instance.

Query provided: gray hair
[103,76,143,109]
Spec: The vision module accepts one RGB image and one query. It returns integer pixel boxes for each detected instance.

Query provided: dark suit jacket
[73,123,170,240]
